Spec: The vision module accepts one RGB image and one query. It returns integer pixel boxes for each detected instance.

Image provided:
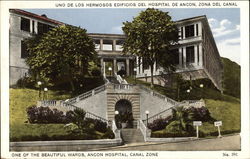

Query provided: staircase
[121,129,145,144]
[106,76,120,84]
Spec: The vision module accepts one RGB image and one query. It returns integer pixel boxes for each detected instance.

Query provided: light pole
[44,87,48,100]
[108,67,112,77]
[186,89,190,99]
[145,110,149,127]
[115,110,119,115]
[37,81,42,99]
[133,68,137,84]
[200,84,204,99]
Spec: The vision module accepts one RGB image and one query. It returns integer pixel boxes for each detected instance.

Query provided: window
[196,24,199,36]
[32,20,35,33]
[172,49,179,65]
[94,39,100,50]
[181,27,183,39]
[102,40,113,51]
[38,22,54,35]
[21,17,30,32]
[143,57,149,70]
[21,41,28,58]
[185,25,194,38]
[197,45,199,64]
[186,46,194,63]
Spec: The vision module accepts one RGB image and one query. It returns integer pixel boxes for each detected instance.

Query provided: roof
[175,15,206,24]
[9,9,64,25]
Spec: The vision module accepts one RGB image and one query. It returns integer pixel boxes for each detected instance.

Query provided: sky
[25,8,241,65]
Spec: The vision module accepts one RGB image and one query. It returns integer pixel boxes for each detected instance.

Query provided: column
[198,22,202,36]
[194,45,198,66]
[113,58,117,74]
[153,62,157,74]
[194,23,197,36]
[183,26,186,39]
[34,21,38,34]
[103,61,106,78]
[140,58,143,74]
[183,46,186,68]
[100,58,104,75]
[112,40,116,51]
[126,58,130,76]
[199,43,203,66]
[178,47,183,68]
[30,20,33,33]
[100,39,103,50]
[136,56,139,75]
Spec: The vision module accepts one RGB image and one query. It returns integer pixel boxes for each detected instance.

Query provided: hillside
[221,57,241,98]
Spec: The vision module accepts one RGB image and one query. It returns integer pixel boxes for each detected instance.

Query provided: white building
[9,9,223,91]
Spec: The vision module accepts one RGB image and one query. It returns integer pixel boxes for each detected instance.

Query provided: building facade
[9,9,223,91]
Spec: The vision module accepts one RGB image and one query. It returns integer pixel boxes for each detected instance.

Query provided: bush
[184,106,212,122]
[151,120,195,138]
[26,105,67,124]
[147,116,172,131]
[117,69,126,77]
[93,119,108,133]
[102,127,115,139]
[91,67,101,77]
[16,76,36,88]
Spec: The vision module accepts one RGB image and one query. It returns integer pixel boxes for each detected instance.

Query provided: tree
[122,8,179,87]
[25,25,97,91]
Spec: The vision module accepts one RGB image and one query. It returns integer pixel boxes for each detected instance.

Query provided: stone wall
[140,89,175,120]
[74,91,108,119]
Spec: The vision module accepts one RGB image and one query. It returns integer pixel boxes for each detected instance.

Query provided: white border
[1,1,249,159]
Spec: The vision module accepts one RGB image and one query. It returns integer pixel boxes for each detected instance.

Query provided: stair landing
[121,128,145,144]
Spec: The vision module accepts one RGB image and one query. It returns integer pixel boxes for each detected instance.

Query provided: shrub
[91,67,101,77]
[117,69,126,77]
[93,119,108,133]
[147,116,172,131]
[16,76,36,88]
[26,105,67,124]
[151,120,195,138]
[184,106,211,122]
[102,127,115,139]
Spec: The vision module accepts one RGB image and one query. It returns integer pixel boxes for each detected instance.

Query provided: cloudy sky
[26,8,240,65]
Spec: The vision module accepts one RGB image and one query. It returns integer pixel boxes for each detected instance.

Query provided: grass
[10,88,72,141]
[126,76,240,137]
[10,88,113,141]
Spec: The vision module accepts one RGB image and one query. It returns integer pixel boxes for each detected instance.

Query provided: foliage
[151,120,195,138]
[103,127,115,139]
[183,106,212,122]
[15,76,36,89]
[117,69,126,77]
[25,25,97,91]
[115,111,134,128]
[90,67,101,77]
[147,116,172,131]
[122,8,179,87]
[221,57,240,98]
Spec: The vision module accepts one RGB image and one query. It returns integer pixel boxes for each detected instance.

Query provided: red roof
[10,9,64,25]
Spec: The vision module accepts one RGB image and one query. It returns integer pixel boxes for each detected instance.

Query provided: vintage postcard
[1,0,249,159]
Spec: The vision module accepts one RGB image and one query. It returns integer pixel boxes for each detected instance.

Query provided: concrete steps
[121,128,145,144]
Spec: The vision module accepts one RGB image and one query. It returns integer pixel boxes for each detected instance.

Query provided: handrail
[114,73,123,84]
[143,107,174,125]
[66,84,106,104]
[112,83,133,90]
[138,84,179,105]
[112,120,121,139]
[39,100,110,124]
[138,119,151,141]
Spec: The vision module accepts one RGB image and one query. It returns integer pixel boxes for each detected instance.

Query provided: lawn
[10,88,72,141]
[126,76,241,137]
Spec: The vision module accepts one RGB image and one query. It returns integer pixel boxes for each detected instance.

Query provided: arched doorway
[115,99,134,128]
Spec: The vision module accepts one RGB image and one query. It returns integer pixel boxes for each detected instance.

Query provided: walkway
[92,134,240,151]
